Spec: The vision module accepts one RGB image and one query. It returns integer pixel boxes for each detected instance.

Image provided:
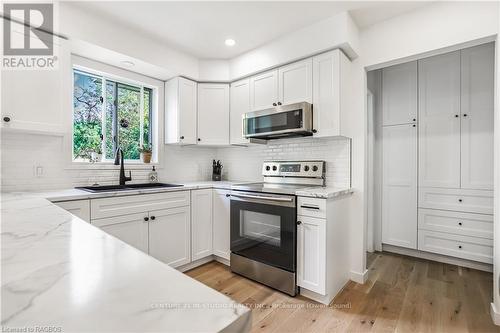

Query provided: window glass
[72,69,153,162]
[73,71,103,160]
[117,83,141,160]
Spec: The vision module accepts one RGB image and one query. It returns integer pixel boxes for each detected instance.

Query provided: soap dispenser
[149,166,158,183]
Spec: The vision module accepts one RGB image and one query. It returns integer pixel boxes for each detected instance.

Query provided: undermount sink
[75,183,184,193]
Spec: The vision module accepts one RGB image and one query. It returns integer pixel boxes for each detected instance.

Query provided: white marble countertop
[1,184,251,332]
[2,180,352,203]
[1,181,247,203]
[295,186,353,199]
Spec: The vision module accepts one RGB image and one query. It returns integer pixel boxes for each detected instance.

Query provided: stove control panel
[262,161,325,178]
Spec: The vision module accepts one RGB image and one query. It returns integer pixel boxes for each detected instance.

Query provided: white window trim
[65,55,164,170]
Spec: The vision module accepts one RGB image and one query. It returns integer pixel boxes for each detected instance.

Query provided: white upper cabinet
[249,69,279,111]
[460,43,494,190]
[312,49,350,138]
[382,124,417,249]
[230,78,251,145]
[197,83,230,145]
[191,189,213,261]
[382,61,417,126]
[1,37,69,135]
[418,51,461,189]
[165,77,197,145]
[148,207,191,268]
[278,58,312,105]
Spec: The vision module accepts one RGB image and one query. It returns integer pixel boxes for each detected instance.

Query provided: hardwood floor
[186,252,499,332]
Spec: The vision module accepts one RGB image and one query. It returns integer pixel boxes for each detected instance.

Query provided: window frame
[72,65,156,164]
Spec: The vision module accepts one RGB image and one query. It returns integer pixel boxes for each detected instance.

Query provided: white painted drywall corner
[360,1,499,69]
[229,11,360,80]
[59,2,199,80]
[198,59,230,82]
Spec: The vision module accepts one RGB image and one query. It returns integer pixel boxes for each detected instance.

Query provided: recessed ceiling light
[225,39,236,47]
[121,60,135,67]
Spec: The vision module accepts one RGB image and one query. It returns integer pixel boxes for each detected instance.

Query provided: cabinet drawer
[419,187,493,214]
[418,230,493,264]
[91,191,190,219]
[297,197,326,219]
[418,208,493,239]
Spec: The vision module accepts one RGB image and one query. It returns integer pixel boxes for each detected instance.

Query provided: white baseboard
[177,256,215,272]
[214,255,230,266]
[350,269,368,284]
[382,244,493,272]
[177,255,230,273]
[491,303,500,326]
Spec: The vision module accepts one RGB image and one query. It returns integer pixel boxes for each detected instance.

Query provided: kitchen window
[72,69,153,162]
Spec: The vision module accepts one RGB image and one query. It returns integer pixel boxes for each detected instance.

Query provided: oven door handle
[230,193,294,202]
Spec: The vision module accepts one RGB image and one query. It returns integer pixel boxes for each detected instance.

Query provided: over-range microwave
[242,102,313,140]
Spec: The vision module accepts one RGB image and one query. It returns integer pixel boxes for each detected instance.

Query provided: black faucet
[114,148,132,186]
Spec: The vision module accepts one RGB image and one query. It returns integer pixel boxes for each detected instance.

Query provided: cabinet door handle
[458,222,462,226]
[412,118,416,122]
[458,199,463,203]
[458,245,462,249]
[296,221,302,225]
[225,194,230,197]
[180,136,184,140]
[300,205,320,210]
[463,114,468,117]
[144,217,149,222]
[272,103,277,106]
[455,114,459,118]
[3,116,11,123]
[150,216,156,221]
[197,138,201,142]
[277,102,282,105]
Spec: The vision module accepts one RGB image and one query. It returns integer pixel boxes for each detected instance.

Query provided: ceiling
[70,1,431,60]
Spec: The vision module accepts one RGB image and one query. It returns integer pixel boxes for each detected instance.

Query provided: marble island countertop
[1,184,251,332]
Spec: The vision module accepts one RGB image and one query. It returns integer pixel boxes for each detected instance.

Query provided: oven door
[243,102,312,139]
[230,191,296,272]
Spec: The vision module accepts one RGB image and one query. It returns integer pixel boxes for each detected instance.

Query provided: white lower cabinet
[297,195,350,305]
[212,189,231,260]
[53,199,90,223]
[418,230,493,264]
[149,207,191,267]
[90,191,191,267]
[297,215,326,295]
[92,213,149,253]
[191,189,213,261]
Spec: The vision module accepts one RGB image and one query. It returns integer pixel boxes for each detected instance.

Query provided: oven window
[240,210,281,247]
[247,109,302,134]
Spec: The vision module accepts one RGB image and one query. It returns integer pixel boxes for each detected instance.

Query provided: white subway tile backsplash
[1,131,351,191]
[216,136,351,188]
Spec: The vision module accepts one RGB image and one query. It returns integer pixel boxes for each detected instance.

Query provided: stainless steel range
[230,160,325,296]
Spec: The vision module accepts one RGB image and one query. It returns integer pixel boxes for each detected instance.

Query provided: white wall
[229,11,360,80]
[59,2,199,80]
[198,60,230,82]
[361,1,498,69]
